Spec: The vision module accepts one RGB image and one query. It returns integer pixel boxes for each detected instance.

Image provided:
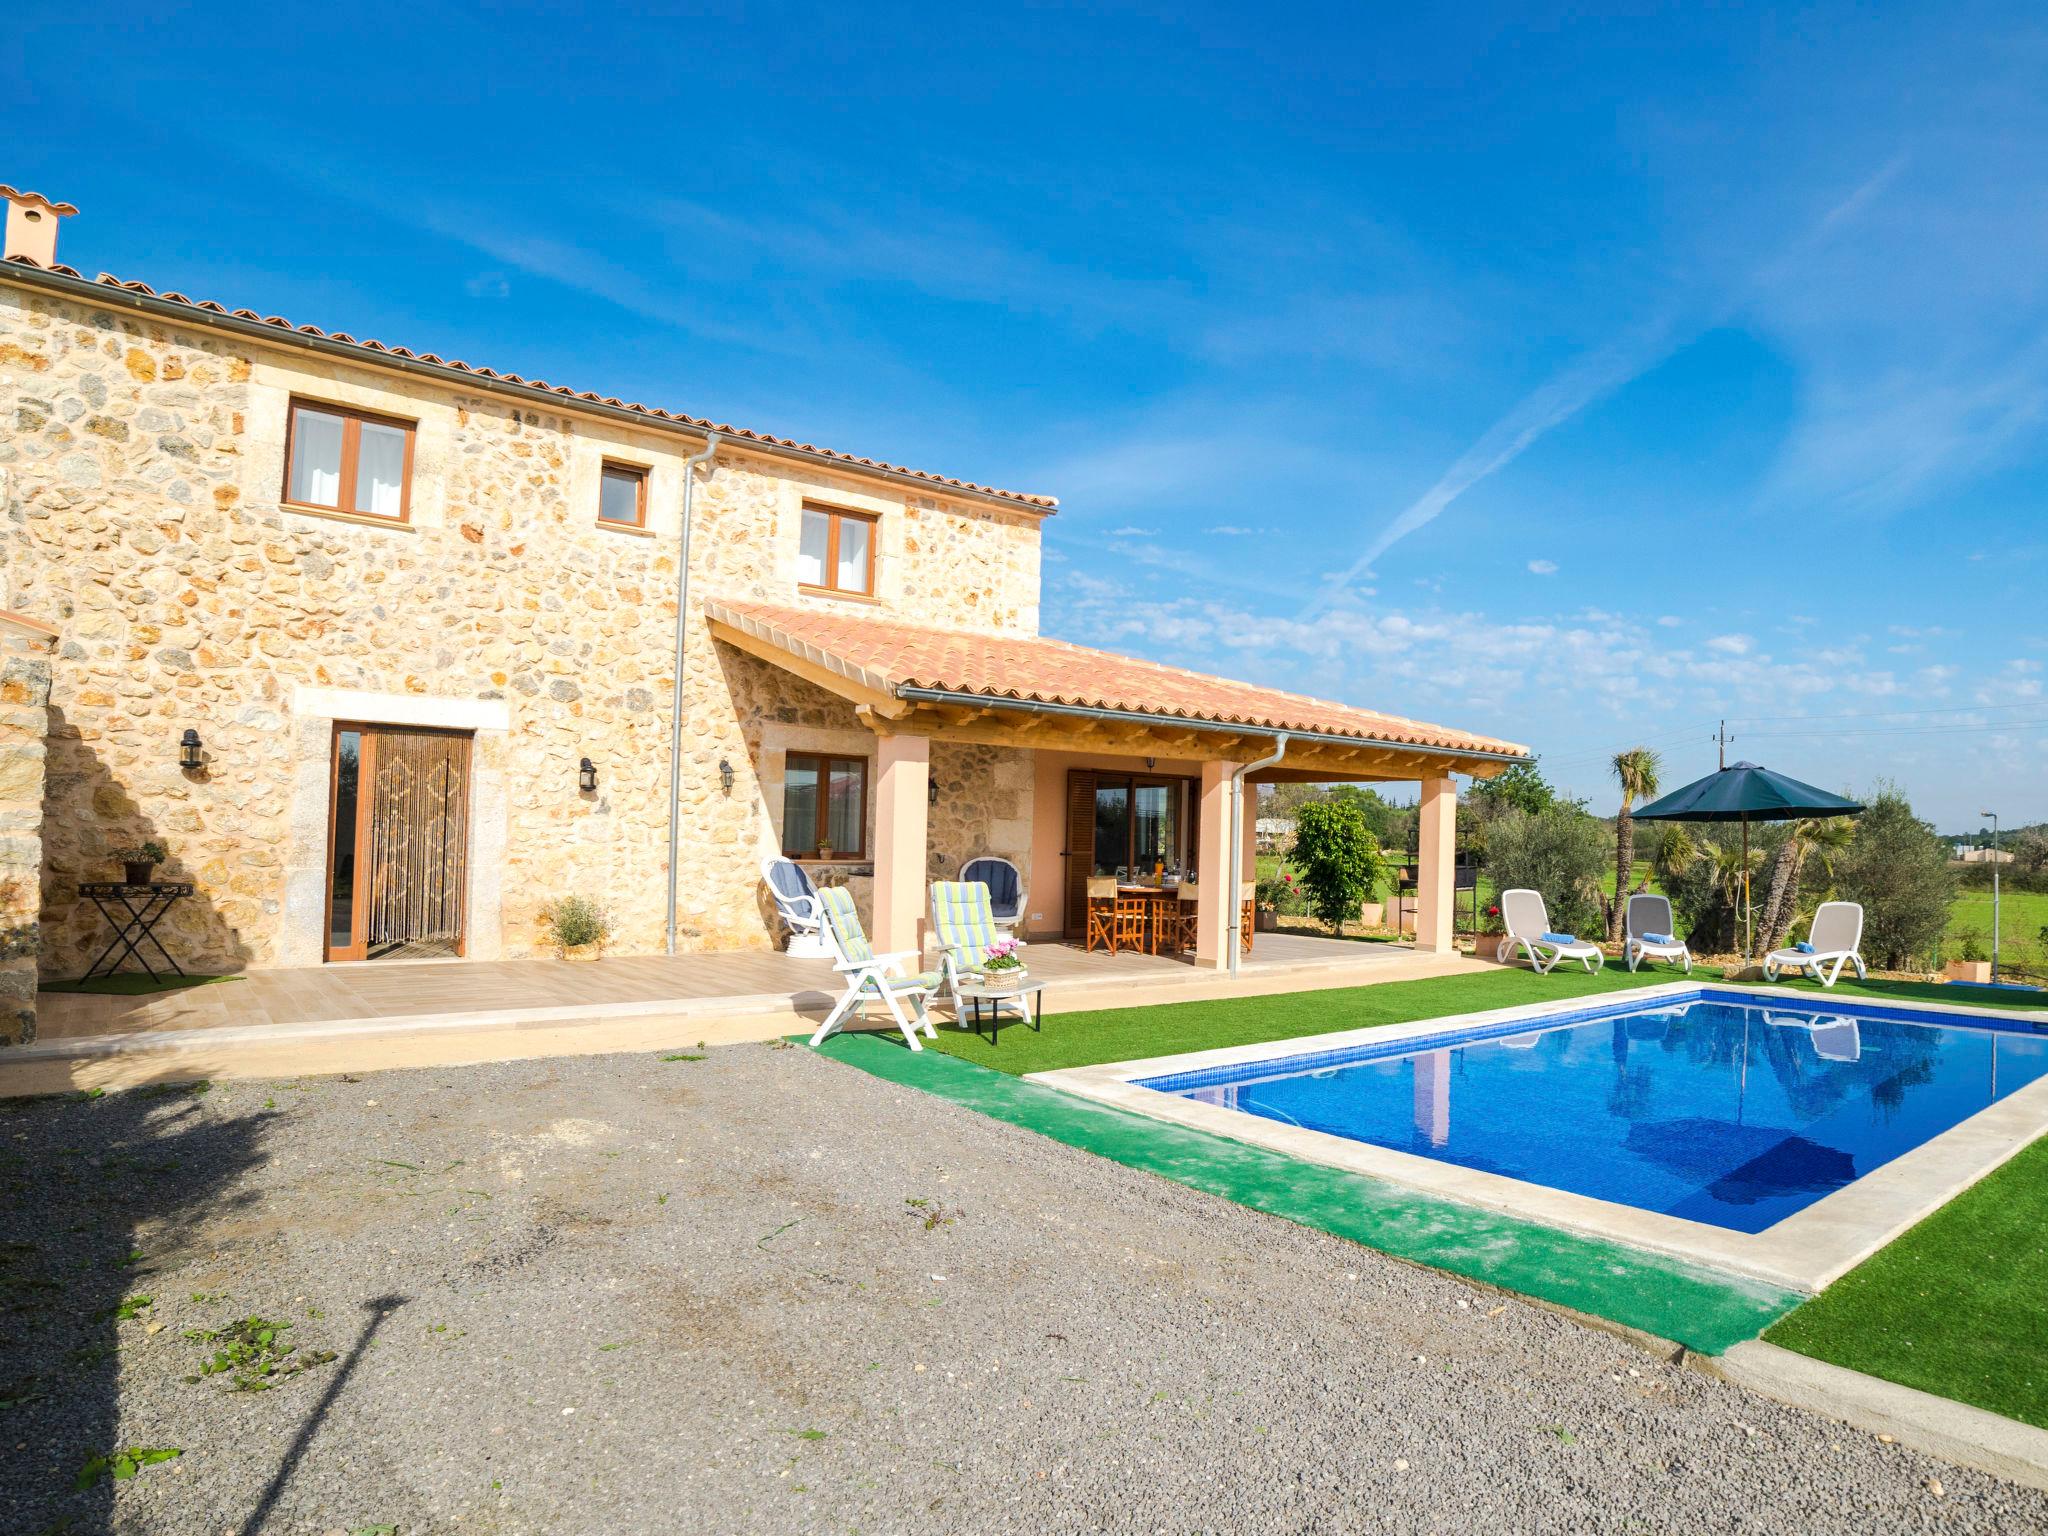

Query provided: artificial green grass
[931,963,2048,1076]
[1765,1132,2048,1429]
[38,973,239,997]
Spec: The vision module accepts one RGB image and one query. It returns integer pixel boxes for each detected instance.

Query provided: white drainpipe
[665,432,722,954]
[1228,733,1289,978]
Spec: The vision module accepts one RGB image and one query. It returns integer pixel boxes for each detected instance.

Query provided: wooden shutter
[1063,769,1097,939]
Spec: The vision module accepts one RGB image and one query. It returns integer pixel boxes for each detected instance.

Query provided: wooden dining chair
[1113,885,1152,953]
[1084,876,1120,953]
[1240,881,1257,955]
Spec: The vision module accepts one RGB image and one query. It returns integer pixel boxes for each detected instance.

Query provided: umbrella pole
[1742,815,1752,960]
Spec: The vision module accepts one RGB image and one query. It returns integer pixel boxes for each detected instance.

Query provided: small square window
[599,462,648,529]
[782,752,868,859]
[798,505,877,596]
[284,400,416,522]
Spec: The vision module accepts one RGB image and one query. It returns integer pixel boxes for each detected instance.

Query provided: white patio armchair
[1623,893,1691,974]
[1497,888,1605,974]
[762,856,830,958]
[808,886,940,1051]
[959,856,1027,934]
[1764,901,1868,988]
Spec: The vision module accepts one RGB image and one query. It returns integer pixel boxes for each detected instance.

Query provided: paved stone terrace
[35,932,1427,1041]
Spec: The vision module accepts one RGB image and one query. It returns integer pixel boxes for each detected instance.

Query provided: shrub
[541,895,611,951]
[1957,930,1989,963]
[1290,801,1391,935]
[1255,872,1309,916]
[1484,805,1609,939]
[1834,785,1954,969]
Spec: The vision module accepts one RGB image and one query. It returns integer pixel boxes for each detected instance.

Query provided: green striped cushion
[858,969,941,995]
[819,886,873,964]
[930,881,1001,962]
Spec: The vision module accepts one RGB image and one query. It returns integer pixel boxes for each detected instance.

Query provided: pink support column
[1415,774,1457,954]
[871,732,930,956]
[1193,760,1235,969]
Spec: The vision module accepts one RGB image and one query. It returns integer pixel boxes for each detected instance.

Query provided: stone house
[0,184,1523,1037]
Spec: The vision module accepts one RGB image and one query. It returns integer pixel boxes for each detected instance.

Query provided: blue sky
[8,2,2045,828]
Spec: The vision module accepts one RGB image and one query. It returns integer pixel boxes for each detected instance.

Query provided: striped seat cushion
[930,881,1002,962]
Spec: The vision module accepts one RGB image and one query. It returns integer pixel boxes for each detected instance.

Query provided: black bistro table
[77,881,196,982]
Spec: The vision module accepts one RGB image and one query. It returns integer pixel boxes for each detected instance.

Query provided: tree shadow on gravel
[0,1079,272,1535]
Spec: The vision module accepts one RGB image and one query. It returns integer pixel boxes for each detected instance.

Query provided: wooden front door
[326,724,472,962]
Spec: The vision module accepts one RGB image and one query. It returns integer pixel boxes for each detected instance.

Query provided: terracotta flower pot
[558,942,605,963]
[1945,960,1992,984]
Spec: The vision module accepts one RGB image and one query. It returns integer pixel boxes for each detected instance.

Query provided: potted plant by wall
[542,895,612,962]
[113,840,168,885]
[815,838,834,863]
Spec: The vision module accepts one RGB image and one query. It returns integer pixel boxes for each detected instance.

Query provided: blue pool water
[1138,993,2048,1233]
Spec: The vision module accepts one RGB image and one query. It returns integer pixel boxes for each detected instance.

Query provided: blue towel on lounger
[1795,941,1816,954]
[1541,932,1577,946]
[1642,932,1674,945]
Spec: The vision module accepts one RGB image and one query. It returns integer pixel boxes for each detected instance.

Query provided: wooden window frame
[782,751,871,861]
[282,397,417,524]
[797,503,880,598]
[597,459,651,532]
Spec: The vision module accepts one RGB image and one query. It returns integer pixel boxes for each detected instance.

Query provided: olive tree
[1834,785,1954,969]
[1484,805,1610,939]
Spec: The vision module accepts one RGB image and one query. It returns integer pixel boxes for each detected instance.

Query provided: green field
[1946,886,2048,969]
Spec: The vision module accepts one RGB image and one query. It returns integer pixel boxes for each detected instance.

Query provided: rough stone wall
[926,741,1034,893]
[0,279,1045,974]
[0,623,54,1041]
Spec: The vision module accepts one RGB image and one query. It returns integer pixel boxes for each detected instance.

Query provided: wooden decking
[33,932,1439,1044]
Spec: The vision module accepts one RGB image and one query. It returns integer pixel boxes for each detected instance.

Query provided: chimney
[1,185,79,267]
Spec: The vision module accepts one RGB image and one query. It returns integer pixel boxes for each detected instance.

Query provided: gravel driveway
[3,1041,2043,1535]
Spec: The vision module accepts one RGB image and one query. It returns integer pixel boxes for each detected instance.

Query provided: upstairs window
[599,461,649,530]
[797,504,877,596]
[285,399,414,521]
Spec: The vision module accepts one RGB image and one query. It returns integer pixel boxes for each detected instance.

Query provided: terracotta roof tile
[705,599,1527,760]
[0,186,79,217]
[0,256,1056,511]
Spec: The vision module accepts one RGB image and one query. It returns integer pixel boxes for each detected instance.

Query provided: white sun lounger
[1624,893,1691,974]
[1497,889,1605,975]
[1763,901,1868,988]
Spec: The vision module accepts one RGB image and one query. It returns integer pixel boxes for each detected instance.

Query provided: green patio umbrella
[1631,762,1864,958]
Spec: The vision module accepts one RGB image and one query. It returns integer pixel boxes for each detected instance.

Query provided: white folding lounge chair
[808,887,940,1051]
[1624,893,1691,974]
[1496,889,1605,975]
[763,857,829,959]
[959,856,1027,935]
[1764,901,1868,988]
[1763,1010,1863,1063]
[930,879,1028,1021]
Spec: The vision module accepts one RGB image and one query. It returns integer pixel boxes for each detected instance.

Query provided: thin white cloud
[1656,615,1684,628]
[1707,634,1754,656]
[1527,559,1559,575]
[1108,525,1157,538]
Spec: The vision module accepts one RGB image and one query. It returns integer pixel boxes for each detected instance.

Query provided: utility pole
[1716,720,1734,770]
[1982,809,2001,984]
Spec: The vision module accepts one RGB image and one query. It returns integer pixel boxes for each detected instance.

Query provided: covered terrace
[706,598,1527,967]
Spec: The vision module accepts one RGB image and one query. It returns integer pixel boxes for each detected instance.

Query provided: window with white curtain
[285,399,415,521]
[797,504,877,595]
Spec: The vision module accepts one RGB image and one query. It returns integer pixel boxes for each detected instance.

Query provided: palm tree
[1606,747,1662,942]
[1758,816,1853,953]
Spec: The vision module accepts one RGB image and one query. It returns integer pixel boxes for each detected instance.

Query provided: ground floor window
[783,752,868,859]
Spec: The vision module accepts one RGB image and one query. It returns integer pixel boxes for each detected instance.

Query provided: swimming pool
[1136,995,2048,1234]
[1037,984,2048,1290]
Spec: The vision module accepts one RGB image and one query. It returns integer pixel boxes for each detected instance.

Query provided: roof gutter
[0,263,1050,517]
[890,686,1528,764]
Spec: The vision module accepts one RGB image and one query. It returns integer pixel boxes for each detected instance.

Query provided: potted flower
[541,895,611,961]
[979,936,1026,982]
[815,838,834,863]
[113,840,168,885]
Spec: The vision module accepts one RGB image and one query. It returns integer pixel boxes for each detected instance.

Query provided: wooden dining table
[1116,883,1183,955]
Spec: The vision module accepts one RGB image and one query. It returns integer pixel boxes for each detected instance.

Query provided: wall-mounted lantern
[179,728,203,771]
[928,780,940,806]
[578,756,598,793]
[718,758,735,795]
